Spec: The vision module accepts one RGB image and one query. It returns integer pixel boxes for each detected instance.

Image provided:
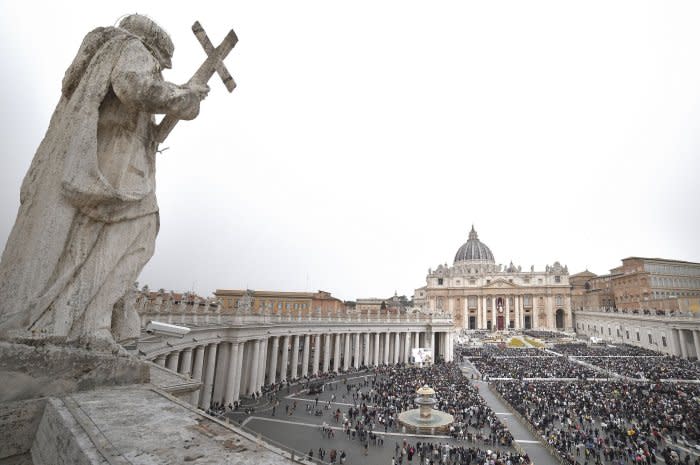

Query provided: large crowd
[551,344,658,357]
[335,363,517,448]
[576,356,700,381]
[388,440,530,465]
[471,356,603,379]
[459,346,555,358]
[495,380,700,465]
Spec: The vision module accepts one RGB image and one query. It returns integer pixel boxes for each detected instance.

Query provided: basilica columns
[166,351,179,371]
[248,339,260,395]
[374,333,380,366]
[383,332,390,365]
[279,335,290,382]
[362,333,371,367]
[268,336,279,384]
[322,334,331,373]
[312,334,321,375]
[353,333,361,369]
[343,334,351,371]
[199,343,218,409]
[302,334,310,378]
[179,348,193,378]
[190,345,206,406]
[290,335,300,380]
[224,342,240,405]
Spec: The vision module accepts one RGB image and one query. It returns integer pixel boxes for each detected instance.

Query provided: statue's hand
[188,84,210,101]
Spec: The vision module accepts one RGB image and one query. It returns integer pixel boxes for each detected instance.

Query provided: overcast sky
[1,1,699,301]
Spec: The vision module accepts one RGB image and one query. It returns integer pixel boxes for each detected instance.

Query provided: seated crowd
[459,346,554,359]
[578,356,700,381]
[495,380,700,465]
[551,343,658,357]
[471,356,603,379]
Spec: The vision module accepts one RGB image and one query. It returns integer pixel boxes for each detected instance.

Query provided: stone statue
[0,15,235,349]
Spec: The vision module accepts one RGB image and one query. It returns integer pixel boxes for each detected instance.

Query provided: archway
[555,309,565,329]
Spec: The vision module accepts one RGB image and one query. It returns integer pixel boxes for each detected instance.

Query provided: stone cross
[156,21,238,143]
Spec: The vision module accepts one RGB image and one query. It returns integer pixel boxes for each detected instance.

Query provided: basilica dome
[454,226,495,264]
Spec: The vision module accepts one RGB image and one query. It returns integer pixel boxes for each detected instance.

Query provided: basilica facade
[414,227,573,331]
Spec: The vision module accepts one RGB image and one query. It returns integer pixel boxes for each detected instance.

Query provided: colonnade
[151,329,454,410]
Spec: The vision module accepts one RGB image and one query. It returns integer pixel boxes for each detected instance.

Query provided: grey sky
[1,1,699,301]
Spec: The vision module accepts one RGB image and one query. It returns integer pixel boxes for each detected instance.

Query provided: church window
[456,279,461,284]
[437,278,444,285]
[469,279,476,285]
[648,334,653,344]
[662,336,667,347]
[555,275,561,283]
[486,279,491,284]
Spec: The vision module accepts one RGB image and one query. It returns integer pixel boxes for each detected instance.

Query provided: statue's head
[119,14,174,69]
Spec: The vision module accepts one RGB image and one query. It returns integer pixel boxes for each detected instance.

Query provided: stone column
[362,333,372,367]
[332,333,341,372]
[233,342,245,401]
[693,331,700,360]
[279,335,290,382]
[679,330,688,359]
[224,342,240,406]
[343,333,351,371]
[302,334,311,377]
[505,296,511,329]
[412,332,419,350]
[374,333,380,366]
[393,331,400,364]
[199,343,218,409]
[312,334,321,375]
[166,351,180,371]
[190,345,206,406]
[321,334,330,373]
[212,343,230,405]
[290,335,300,380]
[482,296,488,329]
[430,331,435,350]
[248,339,261,395]
[404,332,411,362]
[353,333,361,369]
[154,354,167,367]
[179,348,193,378]
[514,295,520,330]
[268,336,279,384]
[383,332,390,365]
[257,338,268,390]
[492,298,497,330]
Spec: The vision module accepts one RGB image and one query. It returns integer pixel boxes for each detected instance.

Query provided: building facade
[570,257,700,312]
[414,227,572,331]
[574,309,700,359]
[214,289,345,316]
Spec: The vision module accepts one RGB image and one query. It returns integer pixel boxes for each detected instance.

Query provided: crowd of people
[577,356,700,381]
[495,380,700,465]
[551,343,658,357]
[459,346,554,358]
[321,363,517,449]
[471,356,603,379]
[387,439,530,465]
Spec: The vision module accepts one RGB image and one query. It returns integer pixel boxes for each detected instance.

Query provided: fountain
[397,385,454,434]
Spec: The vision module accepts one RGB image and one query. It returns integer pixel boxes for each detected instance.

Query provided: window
[636,332,640,342]
[555,275,561,283]
[662,336,667,347]
[456,279,461,284]
[608,328,611,335]
[437,278,444,285]
[469,279,476,285]
[648,334,653,344]
[277,302,282,310]
[626,330,629,339]
[486,279,491,284]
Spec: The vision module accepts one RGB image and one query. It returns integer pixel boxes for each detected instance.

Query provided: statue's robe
[0,27,201,343]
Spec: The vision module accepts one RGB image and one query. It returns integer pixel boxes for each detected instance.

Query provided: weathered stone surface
[0,398,46,460]
[0,341,149,403]
[0,15,208,347]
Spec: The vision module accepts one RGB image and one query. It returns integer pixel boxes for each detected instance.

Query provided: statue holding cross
[0,14,237,350]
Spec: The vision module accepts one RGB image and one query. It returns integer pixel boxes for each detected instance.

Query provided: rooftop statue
[0,15,236,350]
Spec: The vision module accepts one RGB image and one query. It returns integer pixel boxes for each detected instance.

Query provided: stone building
[214,289,345,316]
[574,309,700,359]
[355,293,411,314]
[414,226,572,331]
[570,257,700,312]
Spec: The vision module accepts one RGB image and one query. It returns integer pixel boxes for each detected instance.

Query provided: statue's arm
[111,40,203,120]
